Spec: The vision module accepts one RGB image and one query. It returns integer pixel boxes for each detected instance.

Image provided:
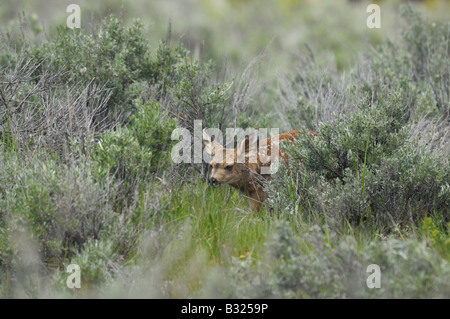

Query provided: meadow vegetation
[0,1,449,298]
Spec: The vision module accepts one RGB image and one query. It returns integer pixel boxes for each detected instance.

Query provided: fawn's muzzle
[209,177,219,186]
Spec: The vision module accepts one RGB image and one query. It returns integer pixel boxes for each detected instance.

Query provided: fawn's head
[202,130,259,187]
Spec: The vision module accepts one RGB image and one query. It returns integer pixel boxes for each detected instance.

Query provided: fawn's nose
[209,177,218,186]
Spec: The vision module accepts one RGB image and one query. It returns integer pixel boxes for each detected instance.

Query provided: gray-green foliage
[27,15,188,121]
[165,58,234,130]
[400,5,450,116]
[0,150,164,297]
[0,13,236,296]
[267,5,450,230]
[0,156,115,263]
[0,153,119,299]
[90,100,177,187]
[215,221,450,298]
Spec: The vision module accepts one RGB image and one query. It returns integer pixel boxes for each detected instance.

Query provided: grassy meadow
[0,0,449,298]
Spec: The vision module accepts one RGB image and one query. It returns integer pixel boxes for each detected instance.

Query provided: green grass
[126,179,450,298]
[161,181,272,262]
[115,180,274,297]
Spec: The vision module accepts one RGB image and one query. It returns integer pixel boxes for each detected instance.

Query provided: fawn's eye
[225,165,233,171]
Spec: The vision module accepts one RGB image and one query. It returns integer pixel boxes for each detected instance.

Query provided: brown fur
[203,129,317,212]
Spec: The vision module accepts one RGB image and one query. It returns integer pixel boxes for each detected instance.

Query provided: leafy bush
[166,58,232,129]
[0,156,118,267]
[400,5,450,116]
[269,104,449,230]
[0,152,162,297]
[21,15,190,127]
[0,16,179,156]
[28,16,143,118]
[90,100,176,202]
[211,221,450,298]
[267,5,450,231]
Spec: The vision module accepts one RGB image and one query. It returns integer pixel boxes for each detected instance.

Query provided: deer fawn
[203,129,315,212]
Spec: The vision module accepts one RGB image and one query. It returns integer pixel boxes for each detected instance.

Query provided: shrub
[269,104,448,229]
[165,58,233,130]
[23,15,190,126]
[0,156,118,266]
[210,221,450,298]
[90,100,177,204]
[400,5,450,116]
[28,16,146,119]
[268,5,450,231]
[0,151,161,297]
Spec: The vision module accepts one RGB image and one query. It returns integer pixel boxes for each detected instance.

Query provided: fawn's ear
[203,129,223,156]
[237,134,259,160]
